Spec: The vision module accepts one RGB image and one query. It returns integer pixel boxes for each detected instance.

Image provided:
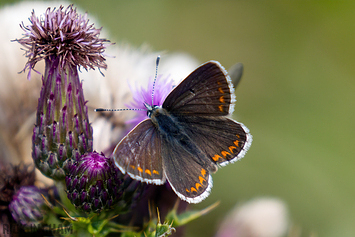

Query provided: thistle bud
[8,186,46,227]
[65,152,146,213]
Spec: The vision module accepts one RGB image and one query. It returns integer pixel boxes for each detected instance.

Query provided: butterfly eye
[147,105,158,118]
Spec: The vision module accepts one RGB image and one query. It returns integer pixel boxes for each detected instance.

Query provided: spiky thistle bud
[65,152,146,213]
[8,186,46,227]
[15,5,109,180]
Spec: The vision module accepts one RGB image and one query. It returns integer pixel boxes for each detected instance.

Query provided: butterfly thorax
[148,105,182,137]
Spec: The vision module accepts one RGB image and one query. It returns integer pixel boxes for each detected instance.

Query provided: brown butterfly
[111,61,252,203]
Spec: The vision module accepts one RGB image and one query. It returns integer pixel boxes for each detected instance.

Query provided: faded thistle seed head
[65,152,146,213]
[15,5,109,180]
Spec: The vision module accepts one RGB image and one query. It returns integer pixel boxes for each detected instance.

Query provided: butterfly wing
[163,61,234,116]
[177,115,252,166]
[159,60,251,202]
[112,119,165,184]
[161,135,213,204]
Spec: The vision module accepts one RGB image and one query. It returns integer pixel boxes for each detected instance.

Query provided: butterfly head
[144,102,160,118]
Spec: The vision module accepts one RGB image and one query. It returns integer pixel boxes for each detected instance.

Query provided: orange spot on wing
[219,96,225,103]
[236,134,240,138]
[217,81,222,85]
[145,169,151,176]
[234,140,239,147]
[137,167,143,173]
[186,189,190,193]
[191,187,197,193]
[199,176,206,184]
[201,168,207,177]
[195,183,202,190]
[130,165,136,170]
[219,105,224,112]
[218,87,224,94]
[229,146,237,153]
[212,154,222,162]
[221,150,231,157]
[153,170,159,175]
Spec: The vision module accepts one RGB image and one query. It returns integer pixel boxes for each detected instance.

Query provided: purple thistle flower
[65,152,146,213]
[15,5,109,180]
[8,186,46,227]
[16,5,109,79]
[127,75,175,126]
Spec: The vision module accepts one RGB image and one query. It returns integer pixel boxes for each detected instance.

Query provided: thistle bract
[31,56,93,180]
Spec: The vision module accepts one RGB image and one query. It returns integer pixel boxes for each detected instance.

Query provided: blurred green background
[1,1,355,236]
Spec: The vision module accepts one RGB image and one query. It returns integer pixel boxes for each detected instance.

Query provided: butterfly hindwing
[112,119,165,184]
[176,115,252,166]
[163,61,234,116]
[161,135,213,203]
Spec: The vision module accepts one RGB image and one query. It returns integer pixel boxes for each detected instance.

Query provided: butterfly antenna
[151,55,160,106]
[95,108,144,112]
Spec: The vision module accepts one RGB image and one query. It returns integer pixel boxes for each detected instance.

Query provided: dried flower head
[0,162,35,204]
[16,5,109,78]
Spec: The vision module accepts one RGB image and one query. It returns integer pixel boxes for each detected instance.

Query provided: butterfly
[111,60,252,203]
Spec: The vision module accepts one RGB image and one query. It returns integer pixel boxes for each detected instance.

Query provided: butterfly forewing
[163,61,234,116]
[112,119,165,184]
[161,136,213,203]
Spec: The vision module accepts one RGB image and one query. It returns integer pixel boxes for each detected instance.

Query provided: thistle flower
[17,5,108,79]
[127,75,175,126]
[8,186,46,227]
[65,152,145,213]
[15,5,109,180]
